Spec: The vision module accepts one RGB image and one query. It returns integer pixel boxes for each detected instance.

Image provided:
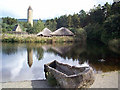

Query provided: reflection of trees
[77,41,120,72]
[26,43,45,61]
[50,43,86,61]
[2,43,18,55]
[36,47,44,61]
[27,47,33,68]
[48,41,120,72]
[47,43,75,59]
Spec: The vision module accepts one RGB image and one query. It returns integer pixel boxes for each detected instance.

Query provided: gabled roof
[37,28,52,36]
[50,27,74,36]
[13,24,22,32]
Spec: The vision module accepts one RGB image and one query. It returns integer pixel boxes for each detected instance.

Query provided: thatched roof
[13,24,22,32]
[37,28,52,36]
[50,27,74,36]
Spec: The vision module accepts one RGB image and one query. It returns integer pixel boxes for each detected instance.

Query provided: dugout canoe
[44,60,95,88]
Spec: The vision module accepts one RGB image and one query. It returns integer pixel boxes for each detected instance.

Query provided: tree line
[45,2,120,44]
[1,2,120,45]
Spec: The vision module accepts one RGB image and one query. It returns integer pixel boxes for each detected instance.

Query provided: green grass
[1,34,78,43]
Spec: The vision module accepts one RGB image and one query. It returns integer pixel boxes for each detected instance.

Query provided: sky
[0,0,113,20]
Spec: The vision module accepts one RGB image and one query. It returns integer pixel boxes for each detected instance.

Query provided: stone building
[27,6,33,27]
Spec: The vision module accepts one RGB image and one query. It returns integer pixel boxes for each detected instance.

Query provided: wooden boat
[44,60,95,88]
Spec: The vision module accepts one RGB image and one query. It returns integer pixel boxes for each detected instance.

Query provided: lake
[1,41,120,82]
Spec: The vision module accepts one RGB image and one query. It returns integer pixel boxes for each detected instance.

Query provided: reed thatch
[13,24,22,32]
[50,27,74,36]
[37,28,52,37]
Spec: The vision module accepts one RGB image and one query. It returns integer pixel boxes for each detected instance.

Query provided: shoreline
[1,34,83,43]
[0,71,119,88]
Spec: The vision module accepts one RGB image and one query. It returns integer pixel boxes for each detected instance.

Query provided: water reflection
[2,43,18,55]
[36,47,44,61]
[1,41,120,82]
[27,47,33,67]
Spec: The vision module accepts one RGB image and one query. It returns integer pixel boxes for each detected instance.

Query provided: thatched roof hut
[50,27,74,36]
[13,24,22,32]
[37,28,52,37]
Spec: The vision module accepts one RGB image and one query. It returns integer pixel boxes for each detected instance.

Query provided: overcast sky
[0,0,113,19]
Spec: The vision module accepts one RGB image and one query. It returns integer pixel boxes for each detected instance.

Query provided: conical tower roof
[28,6,32,10]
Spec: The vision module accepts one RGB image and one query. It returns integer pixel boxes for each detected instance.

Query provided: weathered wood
[44,60,95,88]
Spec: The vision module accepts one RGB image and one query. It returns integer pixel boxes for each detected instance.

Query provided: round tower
[27,6,33,27]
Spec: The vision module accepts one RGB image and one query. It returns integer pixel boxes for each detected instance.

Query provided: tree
[2,17,17,32]
[72,14,80,28]
[111,2,120,14]
[56,15,68,28]
[101,14,120,43]
[103,2,112,18]
[84,23,104,40]
[75,28,87,40]
[2,17,17,25]
[89,5,105,24]
[34,19,45,33]
[67,15,72,27]
[45,19,57,31]
[26,23,35,34]
[79,10,87,27]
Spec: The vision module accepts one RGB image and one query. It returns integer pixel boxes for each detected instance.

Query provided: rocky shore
[0,71,119,88]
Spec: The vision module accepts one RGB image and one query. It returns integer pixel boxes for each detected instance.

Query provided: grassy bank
[1,34,79,43]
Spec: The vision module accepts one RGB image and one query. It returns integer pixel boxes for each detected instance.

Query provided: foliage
[101,14,120,44]
[74,28,87,40]
[25,23,35,34]
[34,19,45,33]
[72,14,80,28]
[79,10,87,27]
[56,15,68,28]
[2,17,17,25]
[45,19,57,31]
[1,17,17,32]
[84,23,104,41]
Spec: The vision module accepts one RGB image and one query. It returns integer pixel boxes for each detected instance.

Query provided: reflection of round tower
[27,6,33,27]
[27,48,33,68]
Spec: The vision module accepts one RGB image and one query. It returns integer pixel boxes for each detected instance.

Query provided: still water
[1,41,120,82]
